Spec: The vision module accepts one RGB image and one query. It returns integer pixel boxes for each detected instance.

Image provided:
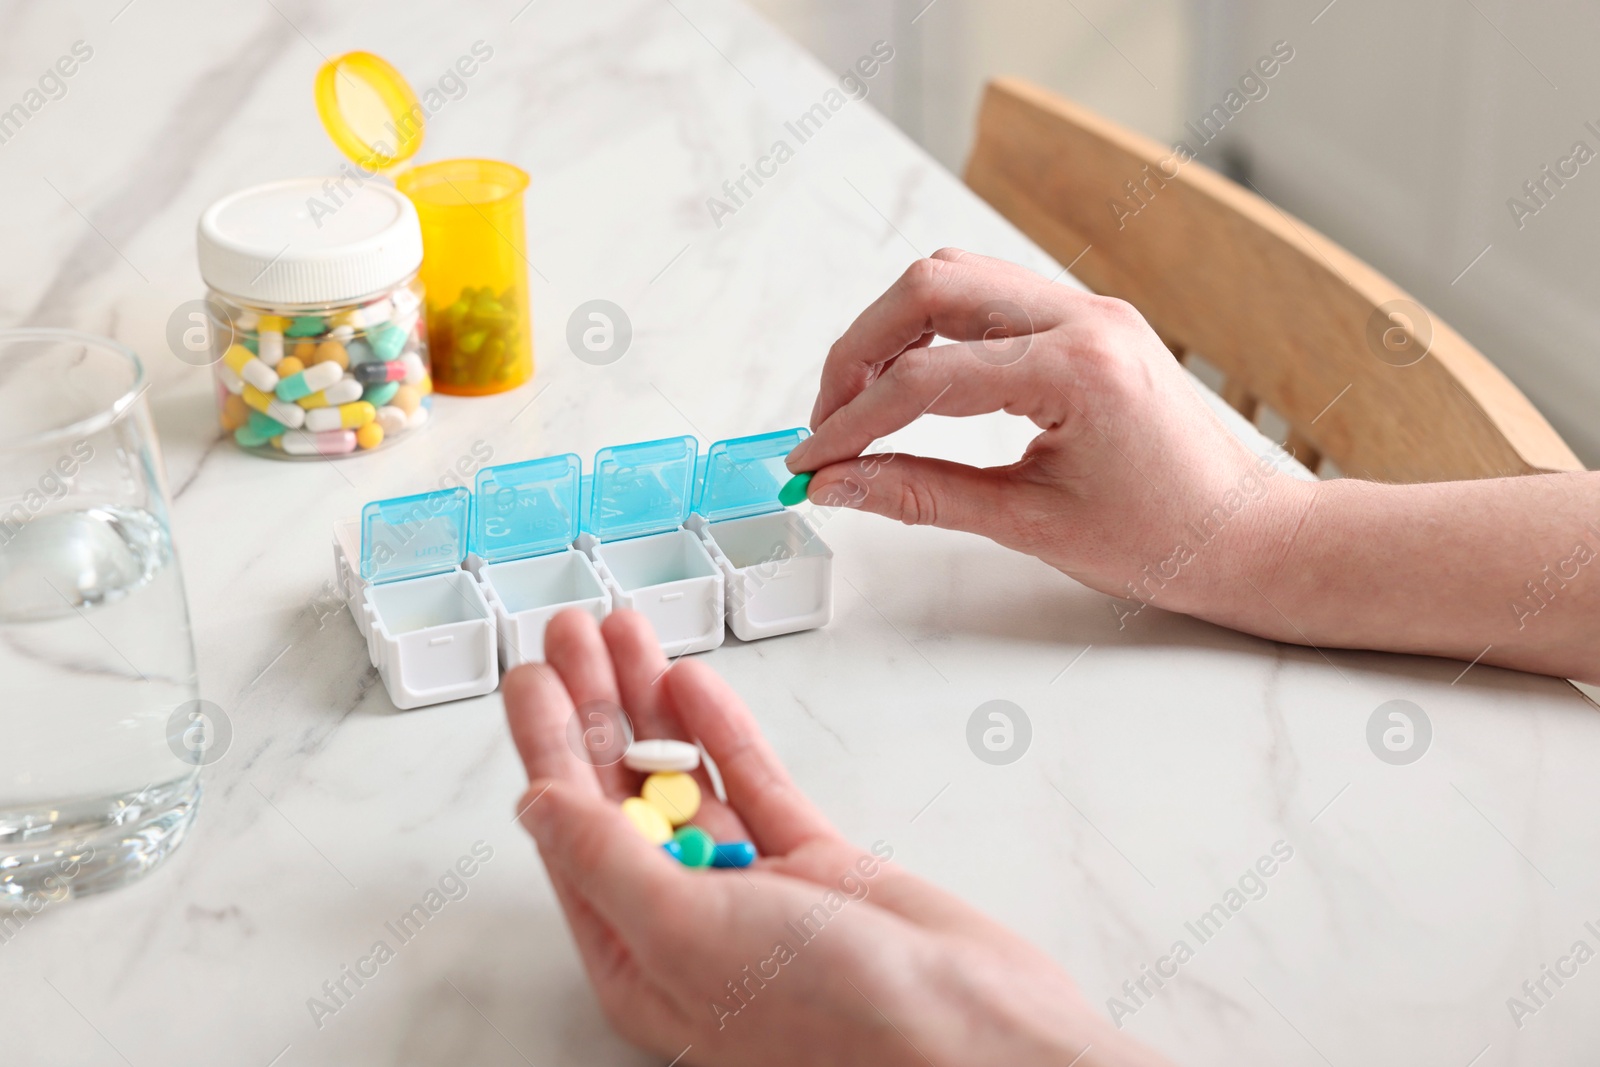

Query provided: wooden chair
[964,78,1585,482]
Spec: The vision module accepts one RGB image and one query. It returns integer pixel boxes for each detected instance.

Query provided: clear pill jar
[196,179,432,459]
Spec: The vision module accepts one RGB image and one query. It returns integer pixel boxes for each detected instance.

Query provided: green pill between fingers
[672,825,715,868]
[778,472,812,507]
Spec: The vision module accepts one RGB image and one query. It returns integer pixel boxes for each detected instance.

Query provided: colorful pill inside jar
[305,400,375,433]
[353,360,407,386]
[275,360,344,402]
[298,378,364,409]
[281,429,357,456]
[362,381,400,408]
[196,61,433,461]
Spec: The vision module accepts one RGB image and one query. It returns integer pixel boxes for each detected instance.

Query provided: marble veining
[1,1,1596,1065]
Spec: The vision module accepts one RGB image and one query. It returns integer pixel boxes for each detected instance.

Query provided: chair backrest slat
[963,78,1583,482]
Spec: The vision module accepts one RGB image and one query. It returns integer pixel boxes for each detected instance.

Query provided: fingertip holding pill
[623,738,701,773]
[621,796,674,845]
[640,772,701,826]
[778,471,813,506]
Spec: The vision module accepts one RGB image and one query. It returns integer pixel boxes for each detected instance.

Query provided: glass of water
[0,329,201,905]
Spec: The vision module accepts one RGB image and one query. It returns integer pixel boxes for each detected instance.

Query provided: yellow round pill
[391,384,420,414]
[276,355,305,378]
[641,772,701,826]
[356,422,384,450]
[315,340,349,369]
[621,796,673,844]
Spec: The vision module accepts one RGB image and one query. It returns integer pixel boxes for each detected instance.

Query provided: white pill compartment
[328,428,831,707]
[596,527,720,588]
[342,486,498,710]
[688,428,832,641]
[579,435,725,657]
[367,570,487,632]
[467,453,610,668]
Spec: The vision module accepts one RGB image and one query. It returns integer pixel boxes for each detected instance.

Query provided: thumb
[807,454,1018,537]
[520,779,692,935]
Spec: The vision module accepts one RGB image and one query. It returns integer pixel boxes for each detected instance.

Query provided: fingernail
[786,438,813,471]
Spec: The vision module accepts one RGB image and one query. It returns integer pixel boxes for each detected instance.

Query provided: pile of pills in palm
[619,739,756,868]
[215,289,432,457]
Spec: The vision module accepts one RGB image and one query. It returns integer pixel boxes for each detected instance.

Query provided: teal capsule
[711,841,757,868]
[234,422,274,448]
[285,316,326,338]
[276,371,314,402]
[363,380,400,407]
[369,321,408,361]
[778,472,812,507]
[246,410,287,437]
[275,361,342,402]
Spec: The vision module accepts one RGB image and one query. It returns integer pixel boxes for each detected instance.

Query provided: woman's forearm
[1218,472,1600,683]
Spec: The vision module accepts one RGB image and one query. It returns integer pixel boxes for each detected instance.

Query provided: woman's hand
[786,248,1313,619]
[504,608,1171,1067]
[786,248,1600,682]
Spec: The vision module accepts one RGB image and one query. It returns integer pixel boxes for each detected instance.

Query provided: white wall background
[745,0,1191,177]
[747,0,1600,467]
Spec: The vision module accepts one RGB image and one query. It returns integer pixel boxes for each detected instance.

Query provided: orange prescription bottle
[397,161,533,395]
[313,52,533,396]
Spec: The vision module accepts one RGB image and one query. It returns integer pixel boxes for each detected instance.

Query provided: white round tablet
[624,738,701,773]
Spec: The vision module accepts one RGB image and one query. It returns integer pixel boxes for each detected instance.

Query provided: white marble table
[4,1,1598,1065]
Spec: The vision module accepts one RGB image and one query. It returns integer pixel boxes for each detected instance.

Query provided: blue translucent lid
[360,487,471,582]
[586,435,697,541]
[472,454,582,564]
[695,427,809,522]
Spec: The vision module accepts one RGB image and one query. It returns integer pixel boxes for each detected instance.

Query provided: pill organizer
[575,436,726,658]
[687,427,833,641]
[333,487,499,709]
[465,454,611,668]
[331,429,831,709]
